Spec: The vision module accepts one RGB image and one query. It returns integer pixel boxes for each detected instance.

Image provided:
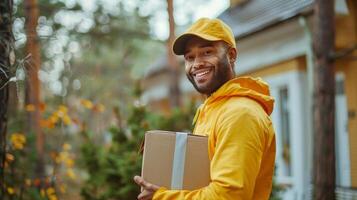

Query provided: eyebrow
[184,49,191,55]
[199,43,214,48]
[184,43,215,55]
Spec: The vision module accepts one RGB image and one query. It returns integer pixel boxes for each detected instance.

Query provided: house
[142,0,357,199]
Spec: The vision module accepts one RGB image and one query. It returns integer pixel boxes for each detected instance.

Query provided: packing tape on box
[171,132,188,190]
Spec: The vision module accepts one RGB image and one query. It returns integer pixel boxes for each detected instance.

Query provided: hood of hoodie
[205,76,275,115]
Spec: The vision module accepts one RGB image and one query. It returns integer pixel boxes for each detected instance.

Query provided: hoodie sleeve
[152,108,266,200]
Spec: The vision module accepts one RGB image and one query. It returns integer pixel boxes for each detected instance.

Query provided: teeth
[195,70,210,77]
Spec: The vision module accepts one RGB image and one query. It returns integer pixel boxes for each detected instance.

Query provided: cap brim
[172,33,221,55]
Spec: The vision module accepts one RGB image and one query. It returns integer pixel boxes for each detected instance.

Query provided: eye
[184,54,194,62]
[204,50,212,55]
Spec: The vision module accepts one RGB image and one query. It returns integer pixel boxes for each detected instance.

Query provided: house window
[279,87,292,176]
[335,75,351,187]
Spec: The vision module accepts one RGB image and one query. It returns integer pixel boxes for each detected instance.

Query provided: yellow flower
[49,194,58,200]
[62,143,72,151]
[5,153,14,162]
[58,105,68,114]
[46,187,56,196]
[39,102,46,112]
[57,107,67,118]
[93,103,105,112]
[25,104,35,112]
[62,115,72,125]
[40,189,45,197]
[55,156,61,164]
[59,151,69,160]
[65,158,74,168]
[55,151,69,164]
[7,187,15,195]
[97,103,105,112]
[59,184,66,193]
[49,115,59,124]
[40,119,56,129]
[80,99,93,109]
[53,110,64,118]
[66,169,76,180]
[25,179,31,187]
[10,133,26,150]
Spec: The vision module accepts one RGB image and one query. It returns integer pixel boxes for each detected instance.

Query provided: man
[134,18,276,200]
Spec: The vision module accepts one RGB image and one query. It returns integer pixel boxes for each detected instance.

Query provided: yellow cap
[173,18,236,55]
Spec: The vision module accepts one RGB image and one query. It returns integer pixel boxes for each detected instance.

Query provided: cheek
[206,53,221,64]
[185,63,191,74]
[208,57,221,68]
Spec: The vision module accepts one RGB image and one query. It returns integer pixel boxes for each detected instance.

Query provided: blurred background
[0,0,356,199]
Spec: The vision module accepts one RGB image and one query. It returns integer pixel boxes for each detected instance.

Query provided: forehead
[184,36,222,53]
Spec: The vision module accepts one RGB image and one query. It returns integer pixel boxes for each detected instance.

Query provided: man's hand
[134,175,160,200]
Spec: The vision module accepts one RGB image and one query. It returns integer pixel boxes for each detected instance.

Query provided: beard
[186,54,233,95]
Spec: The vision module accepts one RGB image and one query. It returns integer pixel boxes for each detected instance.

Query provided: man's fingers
[137,190,153,200]
[134,175,160,200]
[134,176,144,186]
[150,183,160,190]
[137,191,148,200]
[134,176,150,189]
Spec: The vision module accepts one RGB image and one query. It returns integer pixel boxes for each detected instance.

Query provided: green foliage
[79,102,141,200]
[269,167,285,200]
[270,182,283,200]
[2,130,56,200]
[2,105,80,200]
[79,92,196,199]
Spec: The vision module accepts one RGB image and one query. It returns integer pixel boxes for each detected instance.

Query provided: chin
[187,74,217,95]
[196,85,214,95]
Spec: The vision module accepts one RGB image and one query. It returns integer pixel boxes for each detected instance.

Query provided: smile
[193,69,212,78]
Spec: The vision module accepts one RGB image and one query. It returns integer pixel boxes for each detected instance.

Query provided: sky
[191,0,229,20]
[151,0,230,40]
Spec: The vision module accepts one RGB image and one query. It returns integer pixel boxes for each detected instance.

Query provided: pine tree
[24,0,44,178]
[0,0,14,198]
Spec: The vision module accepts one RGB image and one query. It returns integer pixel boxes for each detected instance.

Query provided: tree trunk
[312,0,336,199]
[24,0,44,178]
[167,0,181,108]
[0,0,14,198]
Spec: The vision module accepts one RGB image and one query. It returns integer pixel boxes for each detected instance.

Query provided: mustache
[189,64,214,74]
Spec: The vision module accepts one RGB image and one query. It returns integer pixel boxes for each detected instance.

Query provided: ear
[227,47,237,65]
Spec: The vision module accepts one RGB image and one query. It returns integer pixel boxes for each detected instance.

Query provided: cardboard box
[141,130,210,190]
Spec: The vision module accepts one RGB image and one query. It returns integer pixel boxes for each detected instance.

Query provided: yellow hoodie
[153,77,276,200]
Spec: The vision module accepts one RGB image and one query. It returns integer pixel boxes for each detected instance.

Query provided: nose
[192,57,204,70]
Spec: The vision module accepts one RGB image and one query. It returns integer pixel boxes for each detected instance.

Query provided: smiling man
[134,18,276,200]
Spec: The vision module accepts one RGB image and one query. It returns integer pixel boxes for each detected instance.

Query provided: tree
[24,0,44,178]
[167,0,181,108]
[0,0,14,198]
[312,0,336,199]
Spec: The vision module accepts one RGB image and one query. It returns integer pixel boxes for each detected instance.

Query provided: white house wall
[235,17,310,75]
